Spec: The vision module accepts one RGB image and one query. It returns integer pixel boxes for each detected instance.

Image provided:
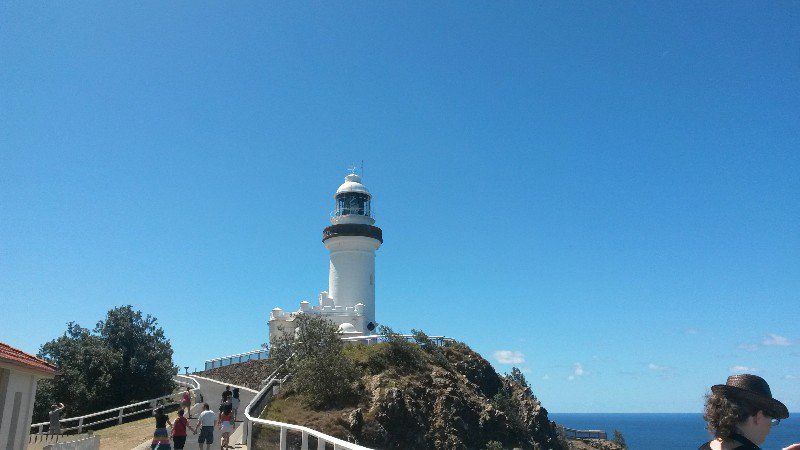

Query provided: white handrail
[253,417,374,450]
[31,379,195,435]
[175,374,201,390]
[242,369,282,446]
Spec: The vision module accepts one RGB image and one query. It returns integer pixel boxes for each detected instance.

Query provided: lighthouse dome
[335,173,371,196]
[338,322,363,336]
[338,322,357,333]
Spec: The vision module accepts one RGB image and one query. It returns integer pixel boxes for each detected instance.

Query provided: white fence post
[118,407,124,424]
[301,431,309,450]
[317,437,326,450]
[77,417,84,434]
[280,426,287,450]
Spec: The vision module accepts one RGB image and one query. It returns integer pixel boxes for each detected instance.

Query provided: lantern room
[331,173,375,225]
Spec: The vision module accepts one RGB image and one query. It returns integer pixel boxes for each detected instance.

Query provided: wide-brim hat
[711,374,789,419]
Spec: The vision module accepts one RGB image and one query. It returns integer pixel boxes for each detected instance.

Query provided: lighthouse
[324,171,383,328]
[268,170,383,342]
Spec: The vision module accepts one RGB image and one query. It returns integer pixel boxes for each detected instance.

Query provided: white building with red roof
[0,342,57,449]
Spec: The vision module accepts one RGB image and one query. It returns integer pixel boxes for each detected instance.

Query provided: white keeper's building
[268,171,383,342]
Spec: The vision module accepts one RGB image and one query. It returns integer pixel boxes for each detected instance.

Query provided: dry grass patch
[93,415,155,449]
[263,394,352,439]
[27,416,157,450]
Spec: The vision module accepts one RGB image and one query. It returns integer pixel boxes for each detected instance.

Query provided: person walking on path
[218,393,232,417]
[218,408,234,450]
[151,406,174,450]
[192,403,217,450]
[171,409,189,450]
[222,386,231,403]
[230,388,240,421]
[180,387,192,418]
[699,374,795,450]
[48,402,65,434]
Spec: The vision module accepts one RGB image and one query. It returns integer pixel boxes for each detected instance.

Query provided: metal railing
[561,427,608,440]
[341,334,455,346]
[330,206,374,220]
[204,349,269,370]
[30,379,196,436]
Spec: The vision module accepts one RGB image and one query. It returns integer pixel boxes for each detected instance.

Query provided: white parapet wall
[42,435,100,450]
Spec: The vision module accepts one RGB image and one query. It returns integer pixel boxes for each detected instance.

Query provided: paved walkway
[133,375,257,450]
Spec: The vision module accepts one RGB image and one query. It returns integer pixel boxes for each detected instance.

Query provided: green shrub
[378,325,425,373]
[411,329,451,369]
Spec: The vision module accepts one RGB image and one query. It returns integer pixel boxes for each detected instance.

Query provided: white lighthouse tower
[268,170,383,342]
[324,171,382,328]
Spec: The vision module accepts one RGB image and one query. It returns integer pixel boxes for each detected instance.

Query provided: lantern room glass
[335,192,371,217]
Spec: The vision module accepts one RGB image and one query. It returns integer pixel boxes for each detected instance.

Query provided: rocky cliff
[354,346,565,449]
[202,337,624,450]
[266,339,570,450]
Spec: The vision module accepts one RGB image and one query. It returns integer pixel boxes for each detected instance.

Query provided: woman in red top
[218,409,234,450]
[171,409,189,450]
[180,387,192,418]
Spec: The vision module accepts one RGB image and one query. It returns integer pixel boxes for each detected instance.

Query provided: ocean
[549,413,800,450]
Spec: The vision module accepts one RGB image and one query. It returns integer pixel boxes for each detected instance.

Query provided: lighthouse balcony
[322,223,383,243]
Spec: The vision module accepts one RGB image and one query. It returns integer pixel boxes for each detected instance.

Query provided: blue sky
[2,2,798,413]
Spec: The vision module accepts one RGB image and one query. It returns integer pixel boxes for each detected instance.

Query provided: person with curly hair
[699,374,793,450]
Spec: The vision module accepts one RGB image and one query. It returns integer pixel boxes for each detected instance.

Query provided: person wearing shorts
[192,403,216,450]
[219,410,234,450]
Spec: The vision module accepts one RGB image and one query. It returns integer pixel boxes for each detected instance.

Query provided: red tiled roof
[0,342,57,376]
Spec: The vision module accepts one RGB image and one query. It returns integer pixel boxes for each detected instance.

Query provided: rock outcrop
[203,339,608,450]
[351,343,566,449]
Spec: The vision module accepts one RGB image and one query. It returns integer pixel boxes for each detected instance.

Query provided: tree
[34,306,177,421]
[270,314,357,409]
[509,367,526,387]
[34,323,121,420]
[94,306,176,403]
[507,367,538,403]
[612,429,628,449]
